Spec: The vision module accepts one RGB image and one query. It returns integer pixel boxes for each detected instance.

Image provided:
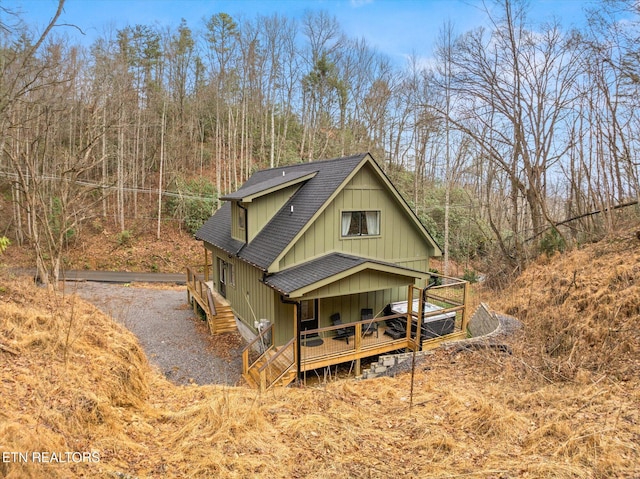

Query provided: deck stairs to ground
[206,292,237,334]
[243,342,297,391]
[185,268,238,335]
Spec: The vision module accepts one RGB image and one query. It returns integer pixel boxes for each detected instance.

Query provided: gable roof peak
[196,151,447,272]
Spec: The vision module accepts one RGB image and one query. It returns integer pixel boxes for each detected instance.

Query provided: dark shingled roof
[262,252,423,296]
[195,153,369,270]
[194,201,246,257]
[220,168,318,201]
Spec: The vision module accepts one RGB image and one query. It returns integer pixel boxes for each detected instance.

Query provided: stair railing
[258,338,295,391]
[206,288,217,316]
[241,323,274,376]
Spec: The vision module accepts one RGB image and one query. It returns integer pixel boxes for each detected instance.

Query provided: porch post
[461,280,470,332]
[293,302,300,383]
[354,324,362,375]
[406,285,414,348]
[204,247,209,281]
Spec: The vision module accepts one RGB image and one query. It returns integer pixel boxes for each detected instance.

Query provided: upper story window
[238,205,246,230]
[341,211,380,237]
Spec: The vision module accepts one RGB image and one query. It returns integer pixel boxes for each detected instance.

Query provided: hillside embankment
[1,229,639,478]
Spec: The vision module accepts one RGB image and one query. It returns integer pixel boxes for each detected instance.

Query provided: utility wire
[0,169,215,201]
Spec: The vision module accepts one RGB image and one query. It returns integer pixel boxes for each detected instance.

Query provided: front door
[217,258,228,298]
[300,299,319,333]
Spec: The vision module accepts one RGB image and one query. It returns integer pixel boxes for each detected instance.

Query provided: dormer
[221,168,318,244]
[230,201,247,243]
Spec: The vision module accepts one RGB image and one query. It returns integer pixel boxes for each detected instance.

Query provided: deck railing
[186,266,213,315]
[298,274,470,372]
[257,338,295,391]
[413,273,470,335]
[299,312,421,371]
[241,323,274,376]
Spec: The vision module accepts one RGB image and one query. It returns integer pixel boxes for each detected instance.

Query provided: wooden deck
[186,268,470,392]
[298,313,466,373]
[299,323,414,372]
[296,278,470,377]
[185,266,237,334]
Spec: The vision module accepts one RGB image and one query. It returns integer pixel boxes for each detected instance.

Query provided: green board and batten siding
[279,162,433,273]
[230,184,301,243]
[247,184,301,242]
[269,161,433,329]
[206,244,295,346]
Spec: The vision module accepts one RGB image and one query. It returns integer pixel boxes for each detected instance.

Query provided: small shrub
[540,227,566,257]
[428,268,443,286]
[462,268,479,283]
[166,177,216,235]
[0,236,10,255]
[117,230,133,247]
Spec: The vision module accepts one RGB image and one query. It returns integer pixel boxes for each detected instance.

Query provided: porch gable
[262,252,424,299]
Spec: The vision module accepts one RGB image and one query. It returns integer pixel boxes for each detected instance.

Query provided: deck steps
[208,304,237,334]
[243,346,297,390]
[185,269,238,334]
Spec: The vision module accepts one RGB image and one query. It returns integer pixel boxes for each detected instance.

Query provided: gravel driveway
[68,281,246,386]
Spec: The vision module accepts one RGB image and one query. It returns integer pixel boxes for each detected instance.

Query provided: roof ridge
[264,152,368,172]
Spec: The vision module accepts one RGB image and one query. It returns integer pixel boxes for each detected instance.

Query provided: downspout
[281,295,301,385]
[420,276,439,345]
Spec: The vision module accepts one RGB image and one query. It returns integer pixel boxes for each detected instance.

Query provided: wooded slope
[1,231,639,478]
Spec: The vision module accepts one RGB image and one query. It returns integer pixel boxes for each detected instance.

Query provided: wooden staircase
[243,339,297,391]
[185,267,237,335]
[207,293,237,334]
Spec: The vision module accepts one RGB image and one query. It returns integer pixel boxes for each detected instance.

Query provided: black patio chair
[383,304,407,339]
[360,308,378,337]
[330,312,355,344]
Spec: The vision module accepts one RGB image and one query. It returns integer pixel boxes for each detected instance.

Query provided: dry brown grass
[1,231,640,478]
[490,229,640,383]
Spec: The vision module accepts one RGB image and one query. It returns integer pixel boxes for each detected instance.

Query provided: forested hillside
[1,229,638,478]
[1,0,639,286]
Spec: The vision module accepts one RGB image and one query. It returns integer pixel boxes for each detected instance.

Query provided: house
[188,153,469,390]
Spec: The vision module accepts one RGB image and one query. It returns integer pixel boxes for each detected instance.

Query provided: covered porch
[242,269,470,391]
[186,249,470,391]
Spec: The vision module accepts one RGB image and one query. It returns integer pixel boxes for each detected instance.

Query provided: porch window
[218,258,235,287]
[341,211,380,237]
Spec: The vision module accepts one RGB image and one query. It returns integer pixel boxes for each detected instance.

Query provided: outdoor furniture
[383,303,407,339]
[360,308,378,337]
[330,313,355,344]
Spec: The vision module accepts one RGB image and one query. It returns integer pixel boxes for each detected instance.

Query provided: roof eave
[264,260,425,299]
[220,171,318,203]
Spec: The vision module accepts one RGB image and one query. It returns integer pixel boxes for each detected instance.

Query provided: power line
[0,169,215,202]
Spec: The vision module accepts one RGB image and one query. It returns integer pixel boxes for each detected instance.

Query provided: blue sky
[3,0,595,64]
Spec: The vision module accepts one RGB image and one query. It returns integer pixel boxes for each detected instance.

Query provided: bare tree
[438,0,581,267]
[3,10,109,287]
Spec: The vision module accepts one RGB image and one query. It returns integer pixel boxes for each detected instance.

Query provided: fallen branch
[527,199,640,242]
[0,342,19,356]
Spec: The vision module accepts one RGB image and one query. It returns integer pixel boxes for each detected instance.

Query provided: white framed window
[341,211,380,237]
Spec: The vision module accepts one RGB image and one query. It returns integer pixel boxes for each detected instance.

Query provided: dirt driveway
[68,281,246,387]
